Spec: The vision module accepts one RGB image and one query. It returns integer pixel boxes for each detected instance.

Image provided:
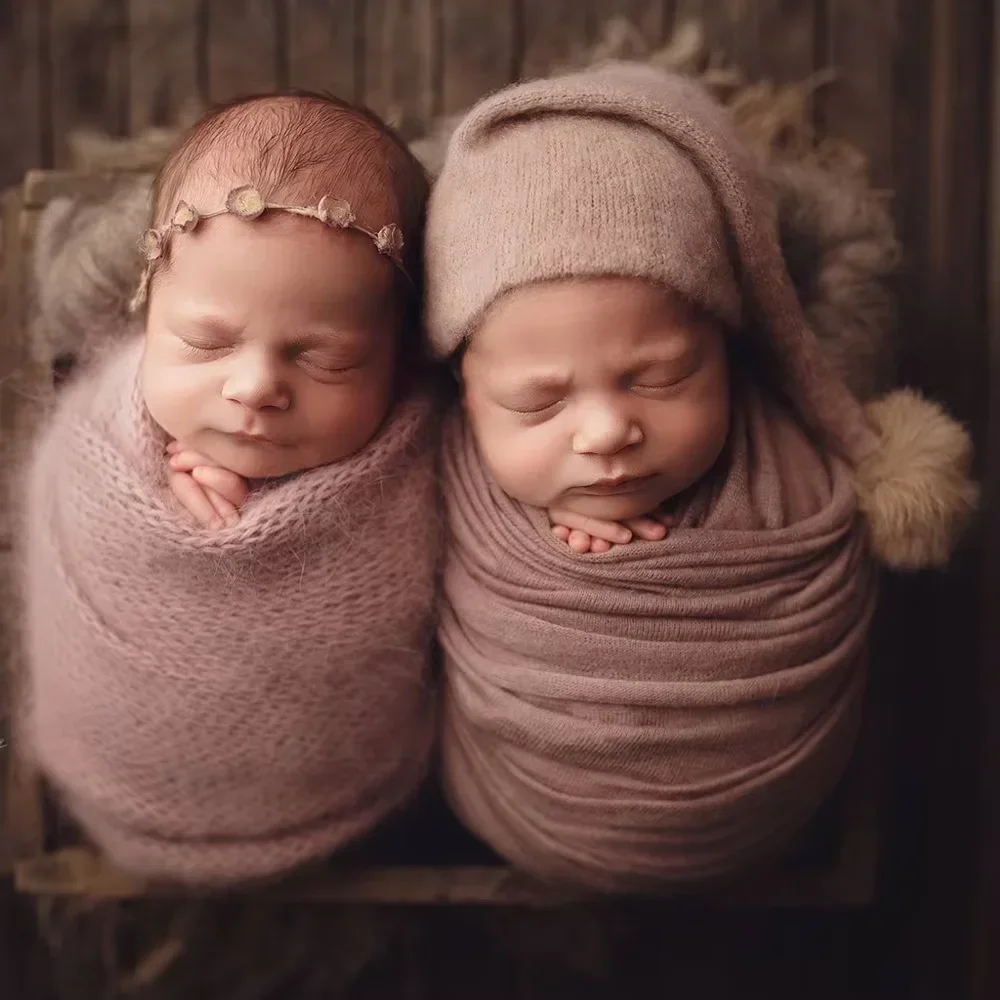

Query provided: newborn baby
[424,64,975,890]
[21,92,440,886]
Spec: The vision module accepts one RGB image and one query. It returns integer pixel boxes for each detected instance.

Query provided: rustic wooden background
[0,1,994,999]
[0,0,915,192]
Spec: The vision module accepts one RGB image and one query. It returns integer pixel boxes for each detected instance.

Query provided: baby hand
[548,508,673,554]
[166,441,249,530]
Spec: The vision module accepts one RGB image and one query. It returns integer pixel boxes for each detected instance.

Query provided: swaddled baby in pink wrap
[21,92,440,886]
[424,64,976,890]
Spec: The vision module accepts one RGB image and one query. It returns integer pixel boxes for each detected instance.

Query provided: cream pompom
[856,389,978,570]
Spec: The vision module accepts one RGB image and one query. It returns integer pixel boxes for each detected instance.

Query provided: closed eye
[506,398,564,415]
[631,369,697,395]
[297,350,363,376]
[176,335,231,358]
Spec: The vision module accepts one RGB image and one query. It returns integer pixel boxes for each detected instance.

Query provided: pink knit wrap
[23,338,439,886]
[439,383,876,890]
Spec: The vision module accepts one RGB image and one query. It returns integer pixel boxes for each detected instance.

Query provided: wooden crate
[0,168,880,909]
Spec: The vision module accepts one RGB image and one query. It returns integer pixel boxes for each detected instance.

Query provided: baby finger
[191,465,249,508]
[548,508,632,545]
[169,472,224,530]
[202,485,240,528]
[623,517,669,541]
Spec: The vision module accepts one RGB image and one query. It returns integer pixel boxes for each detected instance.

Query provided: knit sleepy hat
[426,63,876,459]
[424,62,977,570]
[429,97,743,337]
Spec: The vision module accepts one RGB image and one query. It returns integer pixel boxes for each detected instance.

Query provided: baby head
[425,64,976,571]
[424,66,752,522]
[138,91,429,479]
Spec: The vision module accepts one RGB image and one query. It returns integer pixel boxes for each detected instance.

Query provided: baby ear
[854,388,978,570]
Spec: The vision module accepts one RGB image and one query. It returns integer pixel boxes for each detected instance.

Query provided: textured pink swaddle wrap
[22,337,440,886]
[438,381,876,890]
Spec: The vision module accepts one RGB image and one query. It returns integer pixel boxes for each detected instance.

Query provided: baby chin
[207,435,310,480]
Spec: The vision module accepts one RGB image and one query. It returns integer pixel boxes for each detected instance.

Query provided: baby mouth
[231,430,277,445]
[576,474,657,496]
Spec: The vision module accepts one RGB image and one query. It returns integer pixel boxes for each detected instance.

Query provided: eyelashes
[174,336,361,376]
[177,338,229,359]
[508,399,563,416]
[296,352,359,376]
[630,373,695,396]
[503,375,697,416]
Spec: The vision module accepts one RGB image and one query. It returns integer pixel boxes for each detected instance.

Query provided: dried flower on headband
[128,186,410,312]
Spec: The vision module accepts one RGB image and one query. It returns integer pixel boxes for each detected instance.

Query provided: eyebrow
[498,371,570,392]
[630,346,698,367]
[174,313,245,339]
[297,328,370,348]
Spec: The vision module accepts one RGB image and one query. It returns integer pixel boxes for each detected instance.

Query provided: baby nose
[222,353,290,411]
[572,401,643,455]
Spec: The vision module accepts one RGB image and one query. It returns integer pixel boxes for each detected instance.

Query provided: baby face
[461,277,731,522]
[141,212,401,479]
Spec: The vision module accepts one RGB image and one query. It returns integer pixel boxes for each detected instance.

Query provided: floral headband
[129,185,409,312]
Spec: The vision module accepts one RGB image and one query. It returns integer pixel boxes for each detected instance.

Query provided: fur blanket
[31,19,898,403]
[21,338,440,886]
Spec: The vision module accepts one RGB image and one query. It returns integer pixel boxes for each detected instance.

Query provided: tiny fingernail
[224,513,239,528]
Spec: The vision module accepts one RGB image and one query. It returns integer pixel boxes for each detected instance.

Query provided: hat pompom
[855,389,978,570]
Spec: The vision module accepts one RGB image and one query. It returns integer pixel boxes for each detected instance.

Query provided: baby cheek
[140,355,204,442]
[308,376,392,448]
[665,388,731,479]
[462,389,553,503]
[480,422,565,506]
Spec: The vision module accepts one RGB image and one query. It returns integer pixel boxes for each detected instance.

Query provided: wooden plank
[286,0,359,100]
[127,0,201,133]
[0,0,45,188]
[976,8,1000,995]
[21,167,147,210]
[14,850,587,904]
[0,548,12,722]
[1,199,54,530]
[673,0,817,81]
[13,843,877,906]
[519,0,591,79]
[752,0,818,82]
[440,0,517,115]
[205,0,280,105]
[820,0,898,189]
[2,737,46,872]
[0,191,26,394]
[363,0,437,130]
[0,191,21,553]
[49,0,129,168]
[0,192,46,873]
[885,4,991,999]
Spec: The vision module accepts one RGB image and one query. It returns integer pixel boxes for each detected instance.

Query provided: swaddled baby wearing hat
[424,63,976,890]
